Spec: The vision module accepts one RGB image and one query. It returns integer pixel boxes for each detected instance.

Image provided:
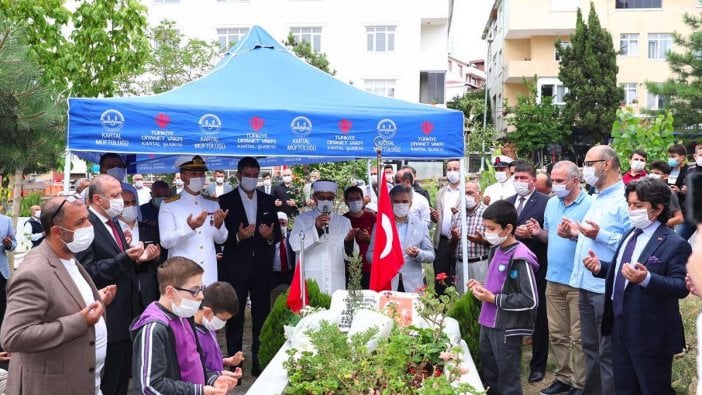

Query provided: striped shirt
[451,203,489,259]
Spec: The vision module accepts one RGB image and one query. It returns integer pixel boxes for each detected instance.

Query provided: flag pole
[376,148,383,193]
[298,230,306,310]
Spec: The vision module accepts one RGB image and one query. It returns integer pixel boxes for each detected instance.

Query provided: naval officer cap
[313,180,338,194]
[492,155,513,168]
[175,155,208,171]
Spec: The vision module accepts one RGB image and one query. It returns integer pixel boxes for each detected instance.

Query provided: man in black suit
[584,177,690,394]
[506,160,550,384]
[219,157,282,377]
[76,174,159,395]
[272,168,300,218]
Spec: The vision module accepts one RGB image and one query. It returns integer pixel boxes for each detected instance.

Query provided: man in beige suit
[1,195,115,394]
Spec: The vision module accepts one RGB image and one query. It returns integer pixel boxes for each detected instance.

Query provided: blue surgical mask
[667,158,679,168]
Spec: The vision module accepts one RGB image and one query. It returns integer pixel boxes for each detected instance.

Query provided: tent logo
[376,119,397,140]
[100,110,125,132]
[338,119,352,134]
[155,113,171,129]
[290,116,312,137]
[250,116,265,132]
[199,114,222,135]
[421,121,434,135]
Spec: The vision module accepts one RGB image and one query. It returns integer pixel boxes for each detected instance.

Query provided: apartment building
[63,0,452,105]
[482,0,700,132]
[446,57,486,100]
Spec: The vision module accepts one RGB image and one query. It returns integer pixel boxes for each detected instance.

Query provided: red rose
[436,272,448,281]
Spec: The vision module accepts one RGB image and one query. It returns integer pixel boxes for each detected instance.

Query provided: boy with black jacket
[468,200,539,395]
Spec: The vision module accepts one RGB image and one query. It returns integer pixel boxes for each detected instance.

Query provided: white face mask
[202,313,227,331]
[465,195,478,209]
[175,178,184,187]
[317,200,334,215]
[630,160,645,172]
[347,200,363,214]
[582,166,599,186]
[134,180,144,189]
[393,203,410,217]
[447,171,460,184]
[696,157,702,167]
[106,167,126,181]
[171,292,201,318]
[34,210,41,219]
[263,179,272,187]
[187,177,205,192]
[484,230,508,246]
[121,206,139,222]
[513,181,531,196]
[215,176,225,185]
[103,196,124,218]
[495,171,508,183]
[280,225,288,236]
[552,183,569,198]
[385,174,394,184]
[648,173,662,180]
[628,208,653,230]
[60,225,95,253]
[283,175,293,184]
[240,177,258,192]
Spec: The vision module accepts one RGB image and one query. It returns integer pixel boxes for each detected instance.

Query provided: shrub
[258,279,331,369]
[448,291,482,370]
[20,192,42,217]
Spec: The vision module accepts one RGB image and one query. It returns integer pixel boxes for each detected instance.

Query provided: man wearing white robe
[290,180,358,294]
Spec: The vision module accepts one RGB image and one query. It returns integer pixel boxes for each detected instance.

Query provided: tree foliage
[646,12,702,140]
[284,33,336,75]
[507,81,569,166]
[0,0,150,97]
[611,108,675,171]
[556,3,623,144]
[147,20,220,94]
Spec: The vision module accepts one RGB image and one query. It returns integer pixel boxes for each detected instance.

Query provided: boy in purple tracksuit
[193,281,244,378]
[468,200,539,395]
[131,257,237,394]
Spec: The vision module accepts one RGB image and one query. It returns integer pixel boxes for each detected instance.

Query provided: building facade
[446,56,486,101]
[482,0,700,132]
[112,0,452,105]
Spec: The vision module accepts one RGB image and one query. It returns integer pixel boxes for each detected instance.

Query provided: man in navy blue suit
[583,177,690,394]
[505,160,550,384]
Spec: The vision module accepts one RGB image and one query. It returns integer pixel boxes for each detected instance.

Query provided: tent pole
[459,158,468,295]
[63,149,72,195]
[376,149,382,194]
[298,230,306,310]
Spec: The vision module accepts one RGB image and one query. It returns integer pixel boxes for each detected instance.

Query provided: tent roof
[67,26,464,162]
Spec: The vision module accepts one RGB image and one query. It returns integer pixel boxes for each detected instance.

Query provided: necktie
[516,197,526,217]
[106,219,125,252]
[613,228,643,317]
[280,236,288,274]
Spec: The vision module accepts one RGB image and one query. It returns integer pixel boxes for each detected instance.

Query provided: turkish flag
[287,259,308,313]
[369,179,404,291]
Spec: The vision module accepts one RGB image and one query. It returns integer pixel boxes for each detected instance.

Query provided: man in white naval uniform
[483,155,516,205]
[290,180,358,294]
[158,156,228,285]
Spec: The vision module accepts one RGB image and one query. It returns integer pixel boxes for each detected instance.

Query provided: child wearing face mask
[193,282,244,382]
[131,257,237,394]
[467,200,539,395]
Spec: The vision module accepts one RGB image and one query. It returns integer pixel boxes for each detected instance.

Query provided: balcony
[504,60,560,83]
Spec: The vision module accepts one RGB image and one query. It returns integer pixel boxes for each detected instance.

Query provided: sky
[449,0,494,62]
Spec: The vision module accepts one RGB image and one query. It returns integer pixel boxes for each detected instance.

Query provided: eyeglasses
[583,159,606,167]
[50,193,83,227]
[174,285,206,297]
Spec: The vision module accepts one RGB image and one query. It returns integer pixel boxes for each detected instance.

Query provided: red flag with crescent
[287,259,308,313]
[369,179,404,291]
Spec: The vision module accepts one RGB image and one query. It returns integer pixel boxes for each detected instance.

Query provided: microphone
[322,205,330,234]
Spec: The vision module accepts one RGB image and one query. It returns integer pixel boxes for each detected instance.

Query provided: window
[366,26,396,52]
[619,33,639,56]
[554,41,571,61]
[621,83,638,104]
[615,0,661,8]
[290,27,322,53]
[538,78,568,104]
[217,27,250,52]
[364,79,396,97]
[646,91,665,110]
[648,33,672,59]
[419,71,445,104]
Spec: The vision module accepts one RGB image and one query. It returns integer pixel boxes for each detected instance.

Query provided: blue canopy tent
[67,25,464,167]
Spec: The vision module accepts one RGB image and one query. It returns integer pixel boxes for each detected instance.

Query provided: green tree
[0,17,64,219]
[611,108,675,171]
[556,3,623,144]
[0,0,150,97]
[508,81,569,166]
[284,33,336,75]
[147,20,220,94]
[646,13,702,141]
[448,89,496,165]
